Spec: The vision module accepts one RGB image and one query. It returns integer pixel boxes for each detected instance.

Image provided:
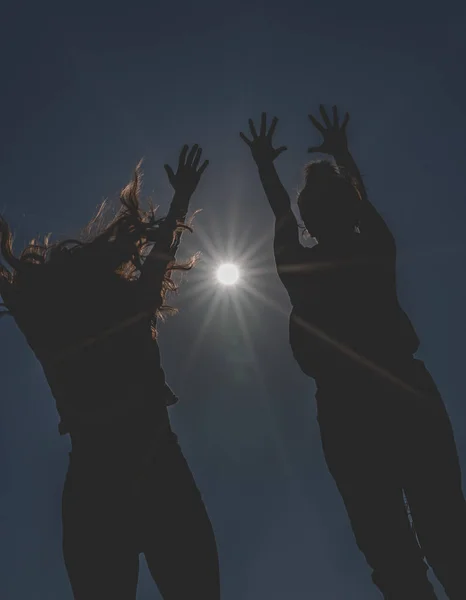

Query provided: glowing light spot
[216,263,239,286]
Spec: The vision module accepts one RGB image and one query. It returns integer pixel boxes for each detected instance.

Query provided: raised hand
[164,144,209,197]
[308,105,350,157]
[240,113,287,164]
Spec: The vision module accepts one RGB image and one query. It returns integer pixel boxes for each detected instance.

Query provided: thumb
[275,146,288,158]
[164,164,176,186]
[308,145,324,154]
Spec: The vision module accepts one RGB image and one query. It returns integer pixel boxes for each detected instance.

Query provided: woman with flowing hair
[0,144,220,600]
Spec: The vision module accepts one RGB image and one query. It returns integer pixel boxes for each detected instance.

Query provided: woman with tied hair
[241,108,466,599]
[0,144,220,600]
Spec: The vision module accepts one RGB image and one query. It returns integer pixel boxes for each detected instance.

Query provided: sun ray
[179,291,223,379]
[234,228,275,264]
[241,282,290,317]
[189,214,226,261]
[229,286,299,480]
[242,278,427,398]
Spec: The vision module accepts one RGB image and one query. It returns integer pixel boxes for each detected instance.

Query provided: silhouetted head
[0,164,194,350]
[297,160,361,243]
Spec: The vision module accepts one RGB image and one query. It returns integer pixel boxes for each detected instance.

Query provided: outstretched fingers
[260,112,267,136]
[166,143,208,191]
[248,118,258,139]
[319,104,332,128]
[241,113,285,162]
[186,144,199,167]
[178,144,189,168]
[197,159,209,176]
[341,112,350,130]
[192,147,202,170]
[267,116,278,139]
[275,145,287,157]
[240,131,253,146]
[164,164,176,185]
[308,113,325,134]
[332,105,339,128]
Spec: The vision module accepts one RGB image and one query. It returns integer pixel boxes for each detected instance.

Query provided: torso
[15,262,169,435]
[278,233,419,381]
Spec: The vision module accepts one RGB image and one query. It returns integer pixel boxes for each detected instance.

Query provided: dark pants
[316,359,466,599]
[62,427,220,600]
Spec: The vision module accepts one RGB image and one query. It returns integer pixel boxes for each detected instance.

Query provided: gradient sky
[1,1,466,598]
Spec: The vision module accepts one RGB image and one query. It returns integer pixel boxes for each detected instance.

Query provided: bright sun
[216,263,240,286]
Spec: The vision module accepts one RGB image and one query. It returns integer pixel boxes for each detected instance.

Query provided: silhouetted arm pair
[241,107,395,258]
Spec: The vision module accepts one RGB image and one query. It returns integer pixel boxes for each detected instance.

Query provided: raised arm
[308,105,395,250]
[240,112,301,263]
[163,145,208,228]
[139,144,208,292]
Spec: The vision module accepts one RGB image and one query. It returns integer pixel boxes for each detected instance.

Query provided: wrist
[332,148,352,163]
[167,206,188,223]
[173,186,194,199]
[256,158,275,171]
[168,194,191,221]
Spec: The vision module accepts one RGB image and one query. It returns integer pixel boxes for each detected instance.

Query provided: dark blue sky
[1,1,466,598]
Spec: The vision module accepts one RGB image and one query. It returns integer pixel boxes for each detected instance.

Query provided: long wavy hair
[0,164,195,341]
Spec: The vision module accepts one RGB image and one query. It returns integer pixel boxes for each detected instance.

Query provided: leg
[140,435,220,600]
[402,363,466,600]
[317,389,437,599]
[62,454,140,600]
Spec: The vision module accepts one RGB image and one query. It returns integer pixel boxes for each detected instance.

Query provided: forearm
[159,189,193,262]
[334,149,394,244]
[333,149,367,201]
[165,190,192,226]
[138,235,174,303]
[253,161,301,259]
[139,187,194,287]
[256,161,292,219]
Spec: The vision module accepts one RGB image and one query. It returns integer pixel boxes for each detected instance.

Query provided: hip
[61,429,205,547]
[314,358,448,432]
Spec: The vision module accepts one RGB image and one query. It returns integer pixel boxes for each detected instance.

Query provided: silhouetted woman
[241,109,466,600]
[0,145,220,600]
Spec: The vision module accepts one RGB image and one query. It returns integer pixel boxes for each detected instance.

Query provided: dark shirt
[275,230,419,382]
[15,259,174,435]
